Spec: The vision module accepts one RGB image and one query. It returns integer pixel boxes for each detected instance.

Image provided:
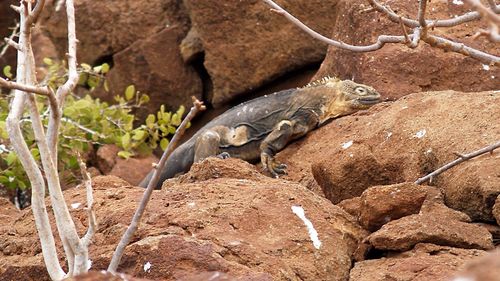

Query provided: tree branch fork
[263,0,500,65]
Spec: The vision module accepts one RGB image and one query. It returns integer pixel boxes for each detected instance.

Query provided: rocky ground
[0,0,499,280]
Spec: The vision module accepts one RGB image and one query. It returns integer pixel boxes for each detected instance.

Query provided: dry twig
[262,0,500,65]
[415,141,500,185]
[107,96,206,273]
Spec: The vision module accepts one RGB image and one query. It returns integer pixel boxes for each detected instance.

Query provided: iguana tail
[138,143,195,189]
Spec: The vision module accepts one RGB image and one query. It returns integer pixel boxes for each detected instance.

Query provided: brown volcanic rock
[42,0,190,64]
[349,243,486,281]
[0,160,367,281]
[452,250,500,281]
[366,212,493,251]
[357,183,436,231]
[493,196,500,226]
[183,0,341,106]
[106,26,202,119]
[277,91,500,221]
[314,0,499,101]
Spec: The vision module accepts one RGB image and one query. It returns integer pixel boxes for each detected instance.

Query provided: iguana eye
[355,87,367,95]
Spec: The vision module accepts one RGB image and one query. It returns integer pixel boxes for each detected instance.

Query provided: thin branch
[77,154,96,248]
[415,141,500,185]
[1,22,20,56]
[262,0,500,64]
[263,0,407,52]
[108,97,206,273]
[0,77,51,96]
[464,0,500,42]
[10,5,21,14]
[26,0,46,27]
[398,16,410,44]
[61,117,106,138]
[368,0,500,28]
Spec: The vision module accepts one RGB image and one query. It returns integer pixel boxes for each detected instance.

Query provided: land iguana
[139,77,381,188]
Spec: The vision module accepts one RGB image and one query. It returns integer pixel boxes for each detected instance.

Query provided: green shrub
[0,60,188,190]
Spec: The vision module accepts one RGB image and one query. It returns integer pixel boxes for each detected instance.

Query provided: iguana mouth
[357,97,380,105]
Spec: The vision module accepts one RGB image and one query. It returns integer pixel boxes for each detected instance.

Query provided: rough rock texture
[63,271,151,281]
[106,26,203,119]
[357,183,435,231]
[0,159,367,281]
[314,0,499,100]
[452,250,500,281]
[349,243,486,281]
[42,0,190,64]
[183,0,342,106]
[493,196,500,226]
[277,91,500,221]
[366,211,493,251]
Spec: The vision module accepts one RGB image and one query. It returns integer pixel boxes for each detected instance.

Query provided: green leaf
[43,57,53,66]
[0,176,8,184]
[73,99,93,109]
[139,94,150,104]
[160,138,169,150]
[100,63,110,74]
[3,65,13,79]
[121,133,131,149]
[87,75,100,88]
[117,150,133,159]
[125,85,135,101]
[132,130,146,141]
[146,114,156,129]
[80,63,92,71]
[6,152,17,165]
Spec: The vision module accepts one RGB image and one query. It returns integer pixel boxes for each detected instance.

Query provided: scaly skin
[140,77,381,188]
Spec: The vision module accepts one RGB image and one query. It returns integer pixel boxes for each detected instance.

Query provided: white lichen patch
[144,261,152,273]
[71,202,81,209]
[187,202,196,207]
[291,205,322,249]
[414,129,427,139]
[342,140,353,149]
[401,105,409,109]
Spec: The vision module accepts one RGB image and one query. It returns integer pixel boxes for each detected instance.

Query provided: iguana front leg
[193,130,221,162]
[260,119,312,178]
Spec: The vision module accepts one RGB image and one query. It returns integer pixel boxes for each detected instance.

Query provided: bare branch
[26,0,46,27]
[368,0,500,28]
[262,0,500,64]
[108,97,206,273]
[415,141,500,185]
[10,5,21,14]
[263,0,408,52]
[0,77,51,95]
[1,22,20,56]
[464,0,500,42]
[77,154,96,248]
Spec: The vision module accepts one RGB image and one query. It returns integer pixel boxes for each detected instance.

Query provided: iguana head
[305,77,381,124]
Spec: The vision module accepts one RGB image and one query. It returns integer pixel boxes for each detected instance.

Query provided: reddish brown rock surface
[183,0,341,106]
[106,26,203,118]
[42,0,190,64]
[278,91,499,221]
[0,159,367,281]
[452,250,500,281]
[349,243,486,281]
[314,0,499,100]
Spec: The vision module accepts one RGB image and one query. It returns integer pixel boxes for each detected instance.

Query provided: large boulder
[42,0,190,64]
[106,26,203,119]
[277,90,500,221]
[182,0,342,106]
[314,0,499,100]
[349,243,486,281]
[0,158,367,280]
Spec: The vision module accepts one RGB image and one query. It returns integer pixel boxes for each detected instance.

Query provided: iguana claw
[261,152,287,178]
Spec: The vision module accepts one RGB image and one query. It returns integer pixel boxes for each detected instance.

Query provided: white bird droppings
[144,261,152,272]
[291,205,321,249]
[452,0,464,5]
[71,203,81,209]
[342,140,353,149]
[414,129,426,139]
[482,64,490,71]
